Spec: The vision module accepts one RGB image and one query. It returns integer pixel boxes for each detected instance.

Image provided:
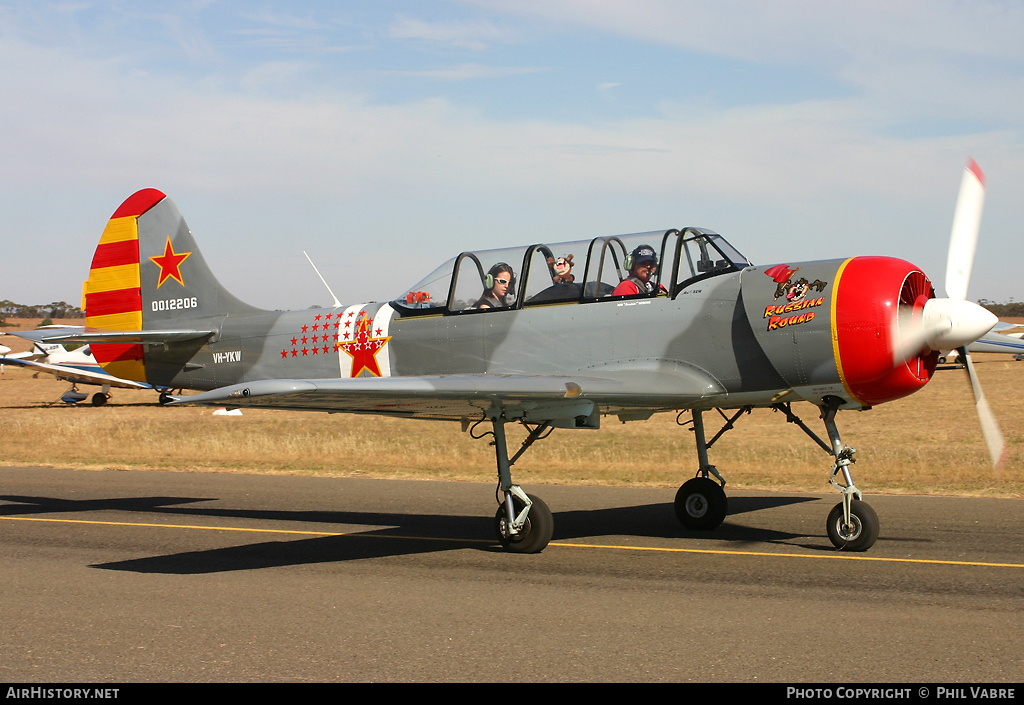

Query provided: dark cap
[631,245,657,264]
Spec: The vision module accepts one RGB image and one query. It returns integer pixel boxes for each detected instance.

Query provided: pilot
[612,245,659,296]
[473,263,516,309]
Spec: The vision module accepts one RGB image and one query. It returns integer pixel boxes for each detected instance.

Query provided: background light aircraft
[0,329,164,405]
[939,322,1024,362]
[22,160,1002,553]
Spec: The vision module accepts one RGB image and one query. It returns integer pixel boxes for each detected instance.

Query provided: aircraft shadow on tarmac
[0,493,822,575]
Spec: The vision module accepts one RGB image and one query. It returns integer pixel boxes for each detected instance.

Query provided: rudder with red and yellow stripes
[82,189,167,382]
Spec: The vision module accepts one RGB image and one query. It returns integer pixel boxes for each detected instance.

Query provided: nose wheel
[826,499,879,551]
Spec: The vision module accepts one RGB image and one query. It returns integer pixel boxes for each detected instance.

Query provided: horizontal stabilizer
[0,356,156,390]
[4,327,214,346]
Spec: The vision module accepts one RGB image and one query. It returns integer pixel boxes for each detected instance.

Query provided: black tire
[826,500,880,551]
[494,493,554,554]
[674,477,727,530]
[91,393,108,407]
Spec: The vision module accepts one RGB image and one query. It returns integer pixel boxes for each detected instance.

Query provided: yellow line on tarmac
[548,540,1024,568]
[0,515,487,542]
[2,514,344,536]
[3,515,397,538]
[5,515,1024,569]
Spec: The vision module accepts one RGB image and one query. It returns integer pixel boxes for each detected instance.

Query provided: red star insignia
[149,237,192,288]
[336,314,391,377]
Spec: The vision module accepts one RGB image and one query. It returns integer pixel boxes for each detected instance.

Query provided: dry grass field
[2,319,1022,497]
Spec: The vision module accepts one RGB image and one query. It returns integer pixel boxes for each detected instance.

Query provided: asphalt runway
[1,466,1022,684]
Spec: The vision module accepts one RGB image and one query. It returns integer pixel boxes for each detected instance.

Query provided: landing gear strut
[675,402,881,551]
[777,399,880,551]
[674,409,729,530]
[485,415,554,553]
[820,403,879,551]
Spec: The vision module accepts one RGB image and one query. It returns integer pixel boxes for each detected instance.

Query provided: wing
[969,330,1024,355]
[0,357,155,390]
[0,351,42,362]
[172,363,726,426]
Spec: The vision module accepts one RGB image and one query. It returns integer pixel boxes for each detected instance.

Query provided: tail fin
[83,189,265,380]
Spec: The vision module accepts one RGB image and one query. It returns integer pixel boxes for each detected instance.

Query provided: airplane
[20,159,1003,553]
[0,343,15,371]
[0,328,167,405]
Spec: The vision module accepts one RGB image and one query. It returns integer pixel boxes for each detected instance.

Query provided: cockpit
[392,228,752,315]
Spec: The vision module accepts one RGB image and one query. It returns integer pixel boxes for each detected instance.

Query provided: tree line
[0,300,84,325]
[976,300,1024,318]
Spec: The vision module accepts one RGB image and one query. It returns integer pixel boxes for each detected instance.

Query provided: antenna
[303,251,343,308]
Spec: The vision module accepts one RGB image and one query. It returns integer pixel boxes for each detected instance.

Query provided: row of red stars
[280,310,384,360]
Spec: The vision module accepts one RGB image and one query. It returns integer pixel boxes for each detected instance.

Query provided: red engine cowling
[741,255,938,409]
[832,256,938,406]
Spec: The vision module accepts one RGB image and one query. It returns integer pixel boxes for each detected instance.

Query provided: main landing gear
[58,384,111,406]
[677,401,880,551]
[675,408,728,530]
[476,414,555,553]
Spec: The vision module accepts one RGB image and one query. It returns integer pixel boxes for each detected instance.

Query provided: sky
[2,0,1023,311]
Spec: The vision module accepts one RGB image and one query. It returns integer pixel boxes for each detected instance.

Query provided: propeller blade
[892,304,925,365]
[945,159,985,301]
[898,160,1007,473]
[959,347,1007,471]
[891,161,992,367]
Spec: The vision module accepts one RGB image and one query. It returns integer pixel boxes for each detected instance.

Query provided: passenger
[473,263,515,309]
[612,245,659,296]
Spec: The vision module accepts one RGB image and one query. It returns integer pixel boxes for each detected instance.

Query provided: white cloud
[377,62,547,81]
[387,15,518,51]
